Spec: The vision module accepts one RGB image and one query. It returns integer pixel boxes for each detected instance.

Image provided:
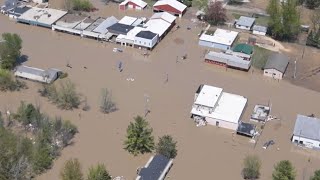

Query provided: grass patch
[206,30,215,35]
[232,13,242,19]
[252,46,272,69]
[254,16,270,27]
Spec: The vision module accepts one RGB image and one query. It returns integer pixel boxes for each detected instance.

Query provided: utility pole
[144,94,150,117]
[294,59,297,79]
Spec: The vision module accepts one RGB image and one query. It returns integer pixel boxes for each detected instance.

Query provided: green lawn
[254,16,270,27]
[252,46,272,69]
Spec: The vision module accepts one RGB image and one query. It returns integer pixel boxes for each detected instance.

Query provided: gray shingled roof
[236,16,255,27]
[264,53,289,73]
[139,154,172,180]
[293,114,320,141]
[136,30,157,39]
[253,25,267,32]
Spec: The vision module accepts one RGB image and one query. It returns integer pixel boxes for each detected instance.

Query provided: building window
[139,41,141,44]
[294,140,298,143]
[299,141,303,144]
[144,42,146,45]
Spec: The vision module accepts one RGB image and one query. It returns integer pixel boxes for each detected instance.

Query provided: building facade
[263,69,284,80]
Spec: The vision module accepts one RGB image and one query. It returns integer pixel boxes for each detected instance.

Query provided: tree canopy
[123,116,155,156]
[267,0,300,40]
[242,155,261,180]
[272,160,296,180]
[0,68,26,92]
[0,101,79,178]
[311,170,320,180]
[39,80,81,110]
[204,1,227,25]
[0,33,23,70]
[60,158,83,180]
[100,88,117,114]
[87,164,112,180]
[156,135,178,159]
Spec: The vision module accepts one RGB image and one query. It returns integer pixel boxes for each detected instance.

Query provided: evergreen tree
[123,116,155,156]
[310,170,320,180]
[60,158,83,180]
[272,160,296,180]
[87,164,112,180]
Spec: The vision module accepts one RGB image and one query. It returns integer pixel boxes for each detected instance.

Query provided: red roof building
[119,0,147,11]
[153,0,187,17]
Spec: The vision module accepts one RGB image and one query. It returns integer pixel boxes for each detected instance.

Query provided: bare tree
[100,88,117,114]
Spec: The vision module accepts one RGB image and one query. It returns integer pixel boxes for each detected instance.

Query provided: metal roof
[120,0,147,8]
[153,0,187,12]
[253,25,267,32]
[138,154,172,180]
[205,51,251,70]
[150,12,176,24]
[293,114,320,141]
[236,16,255,27]
[93,16,118,34]
[264,53,289,73]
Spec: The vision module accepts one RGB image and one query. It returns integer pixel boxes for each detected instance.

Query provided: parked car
[263,140,275,149]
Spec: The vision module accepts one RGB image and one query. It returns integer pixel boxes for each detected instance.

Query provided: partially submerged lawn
[252,46,272,69]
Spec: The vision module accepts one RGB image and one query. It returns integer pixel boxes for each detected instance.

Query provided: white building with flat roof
[17,7,67,28]
[199,29,239,50]
[191,84,247,130]
[292,114,320,149]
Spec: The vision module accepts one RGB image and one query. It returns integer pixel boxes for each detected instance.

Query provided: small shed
[263,53,289,80]
[253,25,267,36]
[292,114,320,149]
[235,16,255,30]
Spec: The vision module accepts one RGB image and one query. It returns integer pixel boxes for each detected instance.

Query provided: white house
[235,16,255,30]
[292,114,320,149]
[199,29,239,50]
[14,65,61,84]
[252,25,267,36]
[190,84,247,131]
[263,53,289,80]
[134,30,159,49]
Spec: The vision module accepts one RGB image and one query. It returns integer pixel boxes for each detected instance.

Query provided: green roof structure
[233,43,253,55]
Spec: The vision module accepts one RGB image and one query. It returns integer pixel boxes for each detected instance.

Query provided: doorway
[216,121,219,127]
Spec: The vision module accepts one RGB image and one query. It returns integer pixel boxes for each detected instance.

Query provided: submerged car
[263,140,275,149]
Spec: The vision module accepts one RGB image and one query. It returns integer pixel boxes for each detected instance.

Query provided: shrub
[156,135,178,159]
[242,155,261,179]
